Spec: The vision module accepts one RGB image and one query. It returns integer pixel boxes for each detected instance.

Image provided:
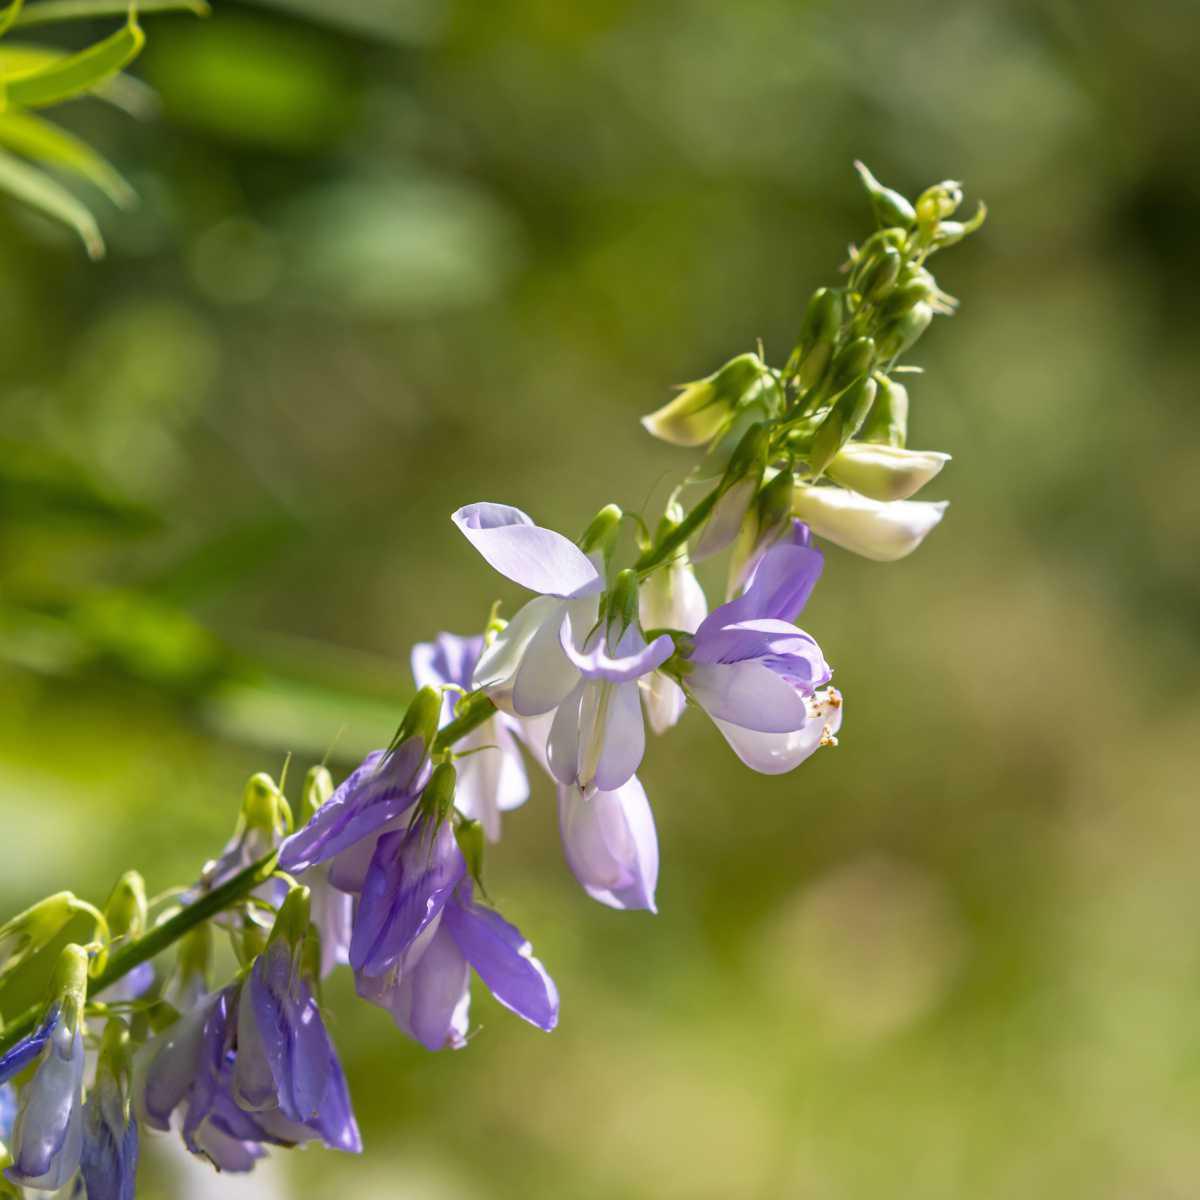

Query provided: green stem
[433,689,496,752]
[634,482,722,575]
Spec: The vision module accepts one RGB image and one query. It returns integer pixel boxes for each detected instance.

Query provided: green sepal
[931,201,987,248]
[267,885,311,953]
[173,921,212,996]
[454,819,486,893]
[579,503,623,563]
[853,160,916,228]
[419,761,457,826]
[826,336,876,396]
[102,871,146,943]
[300,765,334,825]
[877,303,933,360]
[859,374,909,447]
[853,245,902,302]
[795,287,843,390]
[50,942,89,1033]
[241,772,289,839]
[0,891,76,981]
[607,568,641,633]
[808,376,878,478]
[393,685,440,754]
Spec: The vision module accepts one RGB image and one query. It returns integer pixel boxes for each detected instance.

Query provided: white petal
[640,671,687,735]
[792,486,947,562]
[685,660,810,733]
[827,443,950,502]
[472,595,559,712]
[712,687,843,774]
[593,681,646,792]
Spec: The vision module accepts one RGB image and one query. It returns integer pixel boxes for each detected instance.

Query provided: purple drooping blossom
[353,814,557,1050]
[452,503,603,718]
[278,736,431,893]
[4,1006,85,1192]
[412,632,530,842]
[80,1025,139,1200]
[546,608,673,794]
[682,521,843,774]
[558,775,659,912]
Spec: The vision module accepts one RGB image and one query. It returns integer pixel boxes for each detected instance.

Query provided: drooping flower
[412,631,530,842]
[452,503,603,718]
[640,352,770,447]
[826,442,950,502]
[558,775,659,912]
[791,483,947,561]
[3,946,87,1193]
[80,1019,139,1200]
[296,767,353,978]
[351,795,557,1051]
[681,523,843,774]
[547,571,674,794]
[638,542,707,736]
[277,687,439,893]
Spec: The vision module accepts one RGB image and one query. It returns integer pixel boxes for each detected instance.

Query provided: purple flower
[353,815,557,1050]
[545,606,673,794]
[80,1023,139,1200]
[682,522,844,774]
[278,736,431,893]
[452,503,603,718]
[307,863,354,979]
[558,776,659,912]
[4,1005,85,1191]
[412,632,530,842]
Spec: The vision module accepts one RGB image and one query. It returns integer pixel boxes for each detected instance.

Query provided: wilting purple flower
[278,736,431,893]
[80,1023,139,1200]
[682,522,843,774]
[4,1005,85,1191]
[353,815,557,1050]
[412,632,530,842]
[452,503,603,718]
[558,776,658,911]
[233,940,361,1155]
[546,608,673,794]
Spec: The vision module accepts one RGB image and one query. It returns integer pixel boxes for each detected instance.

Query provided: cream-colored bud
[827,443,950,502]
[792,484,947,562]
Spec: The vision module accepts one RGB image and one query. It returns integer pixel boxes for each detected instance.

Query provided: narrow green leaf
[0,110,132,205]
[13,0,207,28]
[4,14,143,109]
[0,46,156,116]
[0,145,102,256]
[0,0,26,38]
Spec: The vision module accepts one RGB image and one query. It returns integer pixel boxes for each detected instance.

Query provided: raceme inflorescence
[0,163,984,1196]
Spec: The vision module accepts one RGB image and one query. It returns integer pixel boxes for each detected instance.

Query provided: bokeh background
[3,0,1200,1196]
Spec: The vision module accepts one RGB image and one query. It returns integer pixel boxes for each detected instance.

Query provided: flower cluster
[0,163,981,1197]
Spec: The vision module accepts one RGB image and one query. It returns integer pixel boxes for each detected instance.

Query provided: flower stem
[634,482,721,575]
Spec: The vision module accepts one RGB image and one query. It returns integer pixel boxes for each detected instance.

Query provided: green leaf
[0,110,133,205]
[0,0,26,39]
[3,13,143,109]
[0,145,102,255]
[13,0,207,27]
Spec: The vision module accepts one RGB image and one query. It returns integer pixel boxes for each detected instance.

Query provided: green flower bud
[395,685,441,752]
[641,352,767,447]
[859,374,909,447]
[103,871,147,943]
[827,336,876,395]
[916,179,963,229]
[301,765,334,825]
[854,160,916,228]
[242,772,288,839]
[50,942,89,1033]
[607,567,642,633]
[0,892,76,981]
[931,201,987,247]
[877,302,933,360]
[726,469,794,599]
[421,762,458,826]
[268,885,312,953]
[796,288,843,390]
[454,818,486,891]
[579,503,623,561]
[880,274,934,319]
[852,245,902,302]
[172,922,212,1000]
[234,918,267,967]
[827,442,950,501]
[808,376,877,477]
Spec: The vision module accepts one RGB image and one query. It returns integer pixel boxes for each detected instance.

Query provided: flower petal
[559,616,674,685]
[546,681,585,787]
[704,540,824,628]
[452,503,602,598]
[711,687,843,774]
[792,486,948,562]
[592,681,646,793]
[8,1022,84,1190]
[692,477,759,561]
[827,443,950,502]
[640,671,687,736]
[511,598,585,716]
[454,720,529,843]
[444,888,558,1032]
[685,660,811,733]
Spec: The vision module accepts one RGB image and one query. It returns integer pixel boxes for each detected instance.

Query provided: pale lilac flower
[452,503,603,718]
[638,553,707,735]
[546,607,674,793]
[558,776,658,911]
[353,816,557,1050]
[278,736,431,893]
[80,1023,138,1200]
[683,524,843,774]
[4,1006,85,1191]
[412,632,529,842]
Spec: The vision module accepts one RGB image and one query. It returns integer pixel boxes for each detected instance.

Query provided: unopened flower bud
[50,943,89,1033]
[792,484,947,562]
[931,201,987,247]
[242,772,288,839]
[421,761,458,826]
[726,469,794,598]
[641,352,767,447]
[0,894,77,982]
[852,244,902,302]
[268,884,312,955]
[579,503,623,561]
[796,288,843,390]
[877,302,933,360]
[859,374,909,447]
[607,568,641,633]
[854,160,916,228]
[827,442,950,501]
[301,765,334,825]
[916,179,963,229]
[808,376,877,478]
[454,818,486,890]
[827,336,876,395]
[102,871,146,943]
[395,684,441,752]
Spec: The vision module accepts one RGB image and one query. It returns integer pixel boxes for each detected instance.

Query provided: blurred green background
[3,0,1200,1196]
